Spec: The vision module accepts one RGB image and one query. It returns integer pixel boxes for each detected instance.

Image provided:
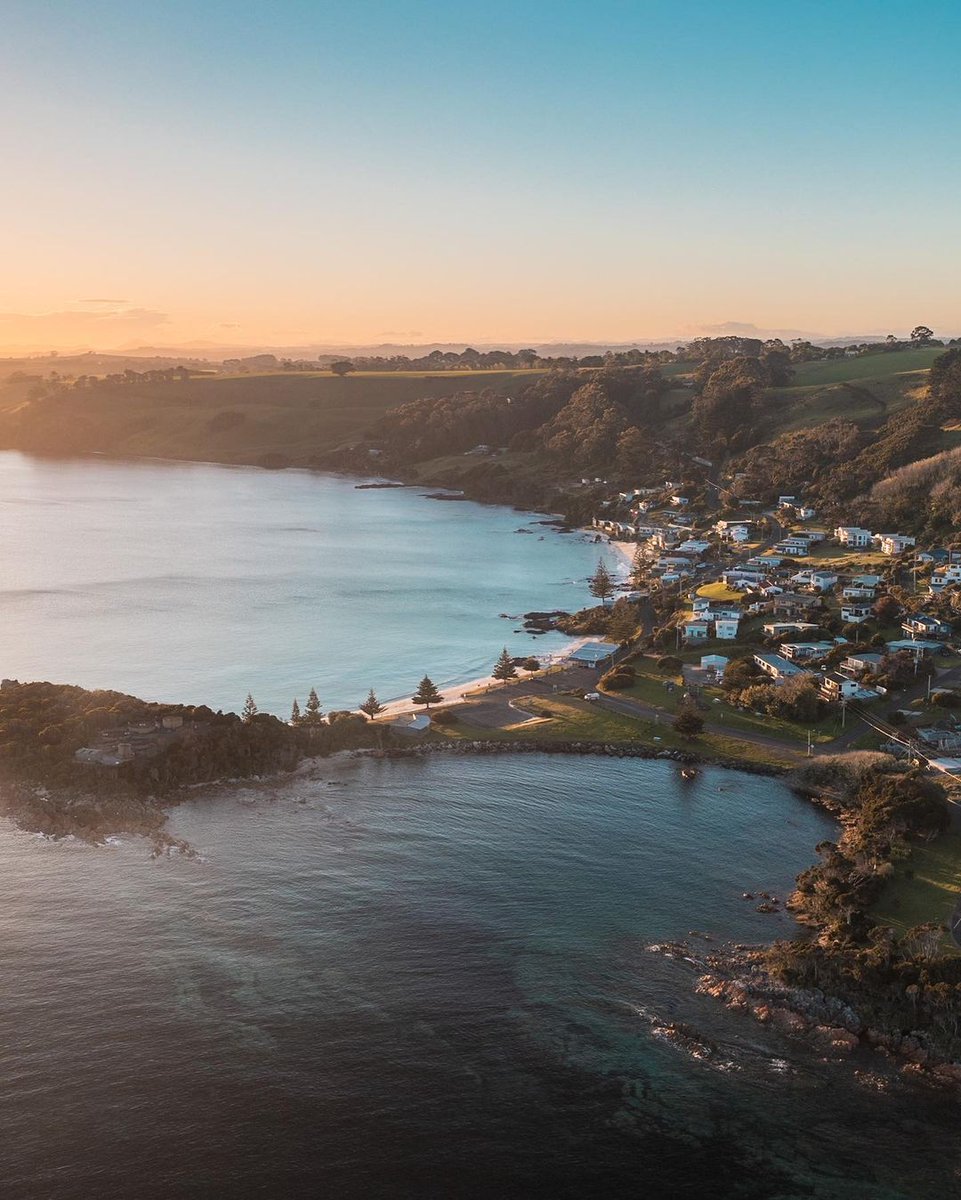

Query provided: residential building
[878,533,917,556]
[762,622,821,638]
[683,620,711,640]
[714,618,739,640]
[753,653,807,682]
[700,654,729,672]
[835,526,873,548]
[842,585,876,600]
[885,639,942,655]
[820,673,866,702]
[841,652,884,676]
[841,604,872,624]
[902,614,952,640]
[780,641,835,661]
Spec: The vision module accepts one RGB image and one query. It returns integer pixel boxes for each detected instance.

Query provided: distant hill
[0,369,536,466]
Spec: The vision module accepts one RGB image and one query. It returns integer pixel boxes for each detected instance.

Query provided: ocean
[0,451,622,715]
[1,453,958,1197]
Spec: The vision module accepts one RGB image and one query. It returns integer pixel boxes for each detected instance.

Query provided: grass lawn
[436,694,786,767]
[870,832,961,951]
[618,657,837,746]
[786,348,942,388]
[696,582,747,602]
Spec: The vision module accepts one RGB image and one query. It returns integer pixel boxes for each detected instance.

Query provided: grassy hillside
[0,369,540,465]
[786,347,944,387]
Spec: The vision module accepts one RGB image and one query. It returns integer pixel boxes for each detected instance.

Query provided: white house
[700,653,729,672]
[841,652,884,676]
[780,641,835,661]
[714,618,739,640]
[902,614,952,640]
[683,619,711,641]
[820,673,866,702]
[835,526,873,548]
[842,585,877,600]
[753,653,807,682]
[670,495,690,507]
[762,620,819,638]
[841,604,873,624]
[878,534,917,556]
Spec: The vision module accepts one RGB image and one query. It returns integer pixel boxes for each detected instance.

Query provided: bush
[430,708,458,726]
[600,665,636,690]
[656,655,682,673]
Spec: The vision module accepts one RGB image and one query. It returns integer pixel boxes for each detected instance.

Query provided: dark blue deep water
[1,754,958,1199]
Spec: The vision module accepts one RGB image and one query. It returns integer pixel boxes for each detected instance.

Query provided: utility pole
[807,728,813,757]
[841,699,847,730]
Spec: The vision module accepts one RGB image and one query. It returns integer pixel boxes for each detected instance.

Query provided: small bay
[0,452,620,714]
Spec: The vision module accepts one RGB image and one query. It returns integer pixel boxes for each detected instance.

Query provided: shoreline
[375,635,605,719]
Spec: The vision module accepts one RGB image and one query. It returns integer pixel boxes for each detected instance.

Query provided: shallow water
[0,754,957,1198]
[0,451,621,714]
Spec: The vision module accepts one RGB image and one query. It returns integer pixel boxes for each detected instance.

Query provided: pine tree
[629,544,646,590]
[304,687,323,724]
[492,647,518,684]
[360,688,385,720]
[589,559,614,605]
[290,698,301,724]
[412,675,442,710]
[242,693,258,723]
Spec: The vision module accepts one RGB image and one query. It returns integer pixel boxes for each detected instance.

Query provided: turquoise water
[0,451,621,715]
[0,754,956,1198]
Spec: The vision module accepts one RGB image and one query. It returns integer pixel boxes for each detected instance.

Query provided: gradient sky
[2,0,960,350]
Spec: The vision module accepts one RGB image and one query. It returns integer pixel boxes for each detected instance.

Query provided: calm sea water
[0,755,957,1199]
[2,454,959,1198]
[0,451,622,715]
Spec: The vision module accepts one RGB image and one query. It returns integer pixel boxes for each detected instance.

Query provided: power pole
[841,699,847,730]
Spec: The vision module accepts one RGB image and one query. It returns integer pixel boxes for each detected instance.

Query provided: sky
[1,0,960,352]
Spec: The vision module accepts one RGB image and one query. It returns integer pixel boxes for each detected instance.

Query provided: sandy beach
[376,635,605,719]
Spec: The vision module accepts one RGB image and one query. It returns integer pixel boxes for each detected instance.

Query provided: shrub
[430,708,458,726]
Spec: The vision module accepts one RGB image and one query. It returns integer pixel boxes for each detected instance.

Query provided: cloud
[0,307,171,352]
[380,330,424,337]
[76,298,130,307]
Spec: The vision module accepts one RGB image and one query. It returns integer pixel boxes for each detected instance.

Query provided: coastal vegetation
[0,679,386,840]
[748,764,961,1063]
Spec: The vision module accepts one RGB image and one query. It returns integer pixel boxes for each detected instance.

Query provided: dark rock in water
[742,893,755,900]
[523,609,569,632]
[421,492,467,501]
[355,481,408,489]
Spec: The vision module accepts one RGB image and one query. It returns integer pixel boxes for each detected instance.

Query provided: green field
[786,348,944,387]
[870,831,961,951]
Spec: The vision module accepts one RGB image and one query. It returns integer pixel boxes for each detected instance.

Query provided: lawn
[786,348,943,388]
[870,832,961,951]
[437,694,787,767]
[617,657,837,747]
[696,582,747,602]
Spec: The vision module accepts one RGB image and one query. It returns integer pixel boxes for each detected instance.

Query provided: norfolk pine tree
[492,648,518,684]
[589,559,614,605]
[360,689,385,720]
[412,676,442,709]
